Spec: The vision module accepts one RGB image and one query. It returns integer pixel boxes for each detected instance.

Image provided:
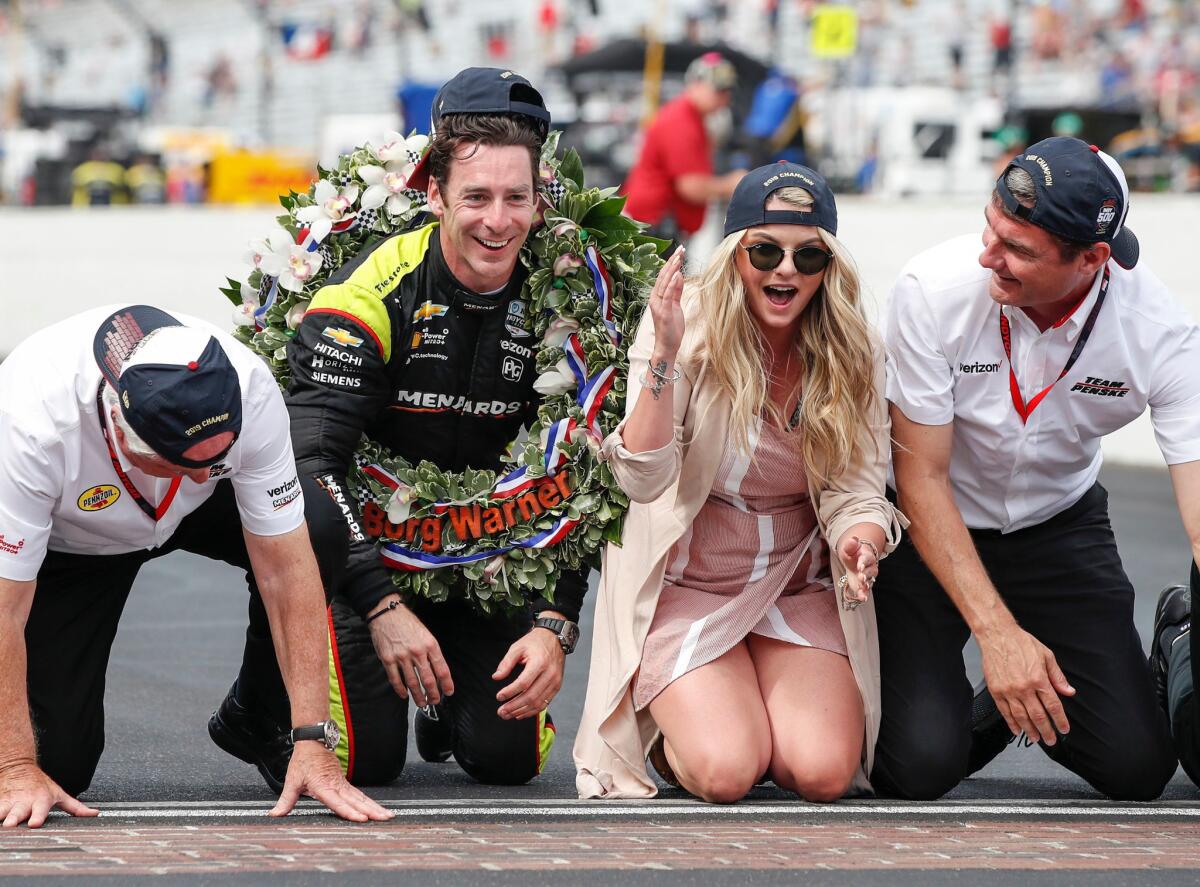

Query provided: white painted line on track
[68,798,1200,819]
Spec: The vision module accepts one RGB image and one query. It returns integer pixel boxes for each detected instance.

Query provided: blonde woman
[574,163,905,803]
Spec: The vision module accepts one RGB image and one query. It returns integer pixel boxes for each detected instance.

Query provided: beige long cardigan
[574,308,907,799]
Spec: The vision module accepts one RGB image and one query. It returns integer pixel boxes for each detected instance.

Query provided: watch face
[323,720,340,750]
[563,621,580,652]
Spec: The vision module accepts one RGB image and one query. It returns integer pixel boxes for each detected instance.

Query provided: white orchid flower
[376,130,429,164]
[554,253,584,277]
[359,161,417,216]
[285,300,310,330]
[245,229,292,277]
[296,179,361,243]
[278,243,324,293]
[482,554,508,586]
[542,316,580,349]
[233,302,257,328]
[385,483,416,524]
[533,357,577,396]
[232,280,260,328]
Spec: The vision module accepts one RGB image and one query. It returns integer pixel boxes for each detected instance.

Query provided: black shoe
[414,704,453,763]
[966,682,1029,776]
[1151,583,1191,715]
[208,686,291,794]
[647,733,681,788]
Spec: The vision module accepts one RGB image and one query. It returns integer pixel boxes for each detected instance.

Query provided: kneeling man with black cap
[0,304,391,826]
[875,137,1200,800]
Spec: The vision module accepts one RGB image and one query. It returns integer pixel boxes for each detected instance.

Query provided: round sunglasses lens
[747,244,784,271]
[793,247,832,275]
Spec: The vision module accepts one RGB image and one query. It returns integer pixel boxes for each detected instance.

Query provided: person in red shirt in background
[623,52,747,244]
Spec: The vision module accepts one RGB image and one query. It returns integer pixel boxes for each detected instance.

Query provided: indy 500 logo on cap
[1096,198,1117,235]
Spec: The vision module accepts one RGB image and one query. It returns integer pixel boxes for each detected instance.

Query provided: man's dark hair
[427,113,543,191]
[990,167,1092,263]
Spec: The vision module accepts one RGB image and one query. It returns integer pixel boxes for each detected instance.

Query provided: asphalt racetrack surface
[5,464,1200,884]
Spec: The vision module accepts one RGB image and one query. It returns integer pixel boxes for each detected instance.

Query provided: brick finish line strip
[2,820,1200,875]
[57,799,1200,819]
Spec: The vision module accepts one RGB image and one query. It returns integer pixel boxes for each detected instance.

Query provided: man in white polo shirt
[874,137,1200,800]
[0,304,391,826]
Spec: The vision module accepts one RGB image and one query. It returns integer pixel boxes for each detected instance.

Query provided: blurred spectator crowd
[0,0,1198,204]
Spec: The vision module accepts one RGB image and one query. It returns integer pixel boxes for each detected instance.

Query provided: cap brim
[407,151,432,193]
[93,305,182,387]
[1110,226,1139,270]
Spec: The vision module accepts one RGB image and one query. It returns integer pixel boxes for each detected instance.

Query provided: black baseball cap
[408,67,550,191]
[93,305,242,468]
[996,136,1139,269]
[724,162,838,238]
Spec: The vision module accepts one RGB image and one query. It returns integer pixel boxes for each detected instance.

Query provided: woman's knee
[772,750,859,802]
[673,746,764,804]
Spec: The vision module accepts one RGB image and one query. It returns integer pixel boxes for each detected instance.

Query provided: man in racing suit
[211,67,587,789]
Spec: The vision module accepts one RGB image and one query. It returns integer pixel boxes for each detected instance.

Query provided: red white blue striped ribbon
[563,333,588,389]
[379,514,580,571]
[543,417,576,475]
[584,245,620,346]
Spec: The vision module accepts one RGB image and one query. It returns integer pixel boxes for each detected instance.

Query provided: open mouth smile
[764,284,798,306]
[475,236,512,251]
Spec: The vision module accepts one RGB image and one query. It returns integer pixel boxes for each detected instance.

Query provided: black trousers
[872,483,1176,801]
[26,475,345,796]
[1167,562,1200,785]
[318,595,554,787]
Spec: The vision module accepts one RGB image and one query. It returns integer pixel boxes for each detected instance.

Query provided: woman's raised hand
[648,247,687,360]
[836,533,880,610]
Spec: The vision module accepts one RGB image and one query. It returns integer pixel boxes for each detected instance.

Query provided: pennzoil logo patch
[78,484,121,512]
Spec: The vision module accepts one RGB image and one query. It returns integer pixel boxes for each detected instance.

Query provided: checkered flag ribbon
[353,207,378,230]
[541,176,567,207]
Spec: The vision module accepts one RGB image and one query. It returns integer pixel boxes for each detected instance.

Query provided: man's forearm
[899,476,1016,638]
[245,528,331,727]
[0,580,39,769]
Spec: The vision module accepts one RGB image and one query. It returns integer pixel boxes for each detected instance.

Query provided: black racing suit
[236,222,584,785]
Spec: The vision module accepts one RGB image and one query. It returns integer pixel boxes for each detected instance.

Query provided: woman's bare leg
[648,641,773,803]
[748,634,865,802]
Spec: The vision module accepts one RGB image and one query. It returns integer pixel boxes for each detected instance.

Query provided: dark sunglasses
[741,243,833,275]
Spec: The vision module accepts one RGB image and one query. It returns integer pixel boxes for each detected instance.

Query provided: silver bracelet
[856,537,883,562]
[648,361,681,383]
[639,361,681,400]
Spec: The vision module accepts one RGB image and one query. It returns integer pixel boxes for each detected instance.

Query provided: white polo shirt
[0,306,304,582]
[885,234,1200,532]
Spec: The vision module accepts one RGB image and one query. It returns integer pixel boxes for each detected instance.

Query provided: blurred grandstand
[0,0,1197,206]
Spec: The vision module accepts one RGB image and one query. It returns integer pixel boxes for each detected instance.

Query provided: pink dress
[633,419,847,710]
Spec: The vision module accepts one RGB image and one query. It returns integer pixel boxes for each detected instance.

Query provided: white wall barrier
[2,195,1196,466]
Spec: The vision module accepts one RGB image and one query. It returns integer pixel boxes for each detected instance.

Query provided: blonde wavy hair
[685,186,878,487]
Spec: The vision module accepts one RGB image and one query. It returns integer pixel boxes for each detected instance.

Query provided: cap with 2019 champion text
[996,136,1139,269]
[407,67,551,191]
[723,161,839,238]
[93,305,242,468]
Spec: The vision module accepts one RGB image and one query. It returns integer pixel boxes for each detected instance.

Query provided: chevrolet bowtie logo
[321,326,364,348]
[413,301,449,322]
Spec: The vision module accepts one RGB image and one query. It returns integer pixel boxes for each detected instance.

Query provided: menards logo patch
[78,484,121,512]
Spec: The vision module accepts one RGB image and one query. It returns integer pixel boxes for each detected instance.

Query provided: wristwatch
[534,617,580,654]
[290,720,340,751]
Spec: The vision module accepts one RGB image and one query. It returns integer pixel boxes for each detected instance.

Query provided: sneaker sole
[208,711,286,795]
